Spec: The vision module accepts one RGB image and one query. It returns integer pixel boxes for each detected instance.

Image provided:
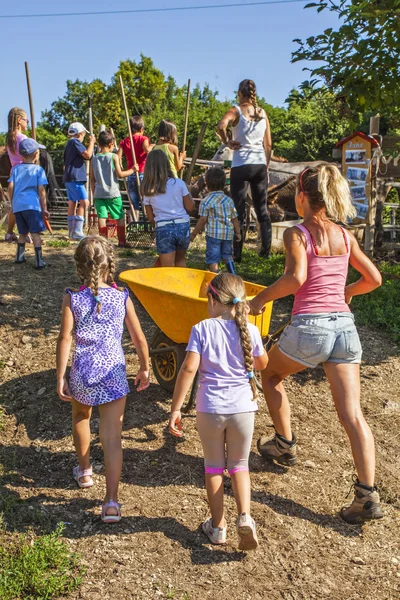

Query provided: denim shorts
[127,173,144,210]
[15,210,45,235]
[205,236,233,264]
[278,313,362,368]
[65,181,88,202]
[155,220,190,254]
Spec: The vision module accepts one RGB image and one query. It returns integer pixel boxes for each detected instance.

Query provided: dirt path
[0,238,399,600]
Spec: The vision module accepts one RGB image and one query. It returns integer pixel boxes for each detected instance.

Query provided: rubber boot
[258,218,272,259]
[67,216,75,239]
[99,226,107,238]
[340,479,384,524]
[15,243,26,264]
[117,225,126,247]
[226,257,236,275]
[71,215,86,241]
[257,432,297,466]
[34,246,46,270]
[233,224,244,263]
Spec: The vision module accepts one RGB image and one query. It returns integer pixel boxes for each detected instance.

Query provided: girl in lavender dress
[56,236,150,523]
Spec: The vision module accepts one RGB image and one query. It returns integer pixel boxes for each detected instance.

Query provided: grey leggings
[196,412,255,475]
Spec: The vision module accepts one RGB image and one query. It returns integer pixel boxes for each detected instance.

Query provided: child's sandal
[101,500,122,524]
[73,466,94,489]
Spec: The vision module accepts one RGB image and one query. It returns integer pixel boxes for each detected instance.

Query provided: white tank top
[231,105,267,168]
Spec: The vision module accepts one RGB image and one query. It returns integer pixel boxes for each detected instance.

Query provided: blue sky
[0,0,339,132]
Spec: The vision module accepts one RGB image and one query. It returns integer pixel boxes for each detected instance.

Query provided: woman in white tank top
[217,80,272,261]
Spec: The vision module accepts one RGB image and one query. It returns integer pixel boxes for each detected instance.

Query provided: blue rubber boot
[67,216,75,239]
[71,215,86,240]
[226,258,236,275]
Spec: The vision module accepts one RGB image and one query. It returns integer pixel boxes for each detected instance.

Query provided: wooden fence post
[364,115,380,257]
[185,122,207,185]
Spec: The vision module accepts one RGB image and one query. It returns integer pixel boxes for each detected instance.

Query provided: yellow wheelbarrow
[119,267,274,410]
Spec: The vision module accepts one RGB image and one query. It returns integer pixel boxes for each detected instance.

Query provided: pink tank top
[292,223,351,316]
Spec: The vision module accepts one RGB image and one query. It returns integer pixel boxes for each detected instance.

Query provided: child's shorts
[155,220,190,255]
[277,313,362,368]
[127,173,144,211]
[65,181,88,202]
[94,197,124,220]
[206,236,233,264]
[15,210,45,235]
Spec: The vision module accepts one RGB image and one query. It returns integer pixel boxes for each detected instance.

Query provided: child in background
[63,122,95,240]
[143,151,194,267]
[8,138,49,269]
[169,273,268,550]
[190,168,241,274]
[5,107,30,241]
[91,130,134,247]
[56,236,150,523]
[118,115,151,221]
[153,120,186,178]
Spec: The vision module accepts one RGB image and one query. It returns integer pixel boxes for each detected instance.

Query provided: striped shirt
[199,191,237,240]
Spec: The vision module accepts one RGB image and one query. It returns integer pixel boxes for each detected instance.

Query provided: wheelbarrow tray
[119,267,273,344]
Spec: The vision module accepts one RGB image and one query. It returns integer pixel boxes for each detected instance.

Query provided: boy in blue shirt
[63,122,95,240]
[8,138,49,269]
[190,168,241,273]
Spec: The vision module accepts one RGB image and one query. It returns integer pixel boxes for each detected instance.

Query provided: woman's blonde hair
[299,163,357,222]
[208,273,257,398]
[74,236,119,313]
[142,150,175,197]
[6,107,27,154]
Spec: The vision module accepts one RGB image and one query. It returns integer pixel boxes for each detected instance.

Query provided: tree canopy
[292,0,400,121]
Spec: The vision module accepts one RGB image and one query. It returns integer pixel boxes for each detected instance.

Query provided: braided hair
[238,80,262,122]
[74,236,118,313]
[208,273,257,398]
[6,107,27,154]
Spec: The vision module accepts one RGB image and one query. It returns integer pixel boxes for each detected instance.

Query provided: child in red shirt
[118,116,152,221]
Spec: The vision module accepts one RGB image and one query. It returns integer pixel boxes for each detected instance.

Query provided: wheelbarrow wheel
[151,330,186,394]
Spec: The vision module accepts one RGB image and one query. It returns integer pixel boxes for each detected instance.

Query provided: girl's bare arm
[183,193,195,215]
[56,294,74,401]
[113,153,134,178]
[169,351,201,436]
[171,145,186,172]
[124,297,150,391]
[144,205,155,224]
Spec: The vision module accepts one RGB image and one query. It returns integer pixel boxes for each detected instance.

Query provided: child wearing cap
[90,130,134,246]
[63,122,95,240]
[8,138,49,269]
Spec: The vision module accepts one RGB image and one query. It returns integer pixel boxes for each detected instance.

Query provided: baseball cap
[68,122,90,136]
[19,138,46,156]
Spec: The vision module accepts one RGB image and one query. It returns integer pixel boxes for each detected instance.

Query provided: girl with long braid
[56,236,149,523]
[169,273,268,550]
[217,80,272,261]
[5,107,30,241]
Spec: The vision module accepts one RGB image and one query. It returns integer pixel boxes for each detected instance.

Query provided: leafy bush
[0,524,84,600]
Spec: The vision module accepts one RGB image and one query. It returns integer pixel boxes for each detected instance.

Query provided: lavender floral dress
[68,286,130,406]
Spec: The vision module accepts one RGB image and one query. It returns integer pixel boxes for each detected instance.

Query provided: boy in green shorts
[90,130,134,246]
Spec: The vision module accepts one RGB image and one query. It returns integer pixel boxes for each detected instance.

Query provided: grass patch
[46,239,70,248]
[0,524,84,600]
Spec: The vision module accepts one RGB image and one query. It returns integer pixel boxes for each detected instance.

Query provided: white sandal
[73,466,94,489]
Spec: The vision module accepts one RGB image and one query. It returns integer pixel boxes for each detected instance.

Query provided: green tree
[292,0,400,121]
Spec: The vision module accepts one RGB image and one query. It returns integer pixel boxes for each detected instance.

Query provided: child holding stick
[91,130,134,247]
[142,151,194,267]
[118,115,151,220]
[153,120,186,178]
[56,236,149,522]
[169,273,268,550]
[63,122,95,240]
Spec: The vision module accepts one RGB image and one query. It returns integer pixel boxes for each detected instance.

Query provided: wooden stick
[24,62,36,140]
[365,114,380,257]
[185,122,207,185]
[180,79,191,179]
[110,125,137,220]
[118,75,141,196]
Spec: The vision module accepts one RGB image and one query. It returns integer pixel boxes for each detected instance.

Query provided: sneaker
[257,432,297,466]
[237,513,259,551]
[340,479,384,524]
[201,518,227,545]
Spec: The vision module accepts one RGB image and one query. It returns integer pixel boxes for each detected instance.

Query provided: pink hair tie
[111,283,118,289]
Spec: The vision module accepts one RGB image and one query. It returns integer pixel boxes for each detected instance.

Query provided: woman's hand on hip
[227,140,241,150]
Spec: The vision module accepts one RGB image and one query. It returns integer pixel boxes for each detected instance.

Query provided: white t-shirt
[143,178,190,223]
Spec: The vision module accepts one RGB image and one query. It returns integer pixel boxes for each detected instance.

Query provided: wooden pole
[118,75,141,196]
[24,62,36,140]
[180,79,191,179]
[110,125,137,221]
[364,114,380,257]
[185,122,207,185]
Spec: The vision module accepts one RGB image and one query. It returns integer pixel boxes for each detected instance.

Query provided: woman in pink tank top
[249,163,383,523]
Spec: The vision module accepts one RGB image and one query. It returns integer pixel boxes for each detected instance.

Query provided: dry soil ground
[0,236,399,600]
